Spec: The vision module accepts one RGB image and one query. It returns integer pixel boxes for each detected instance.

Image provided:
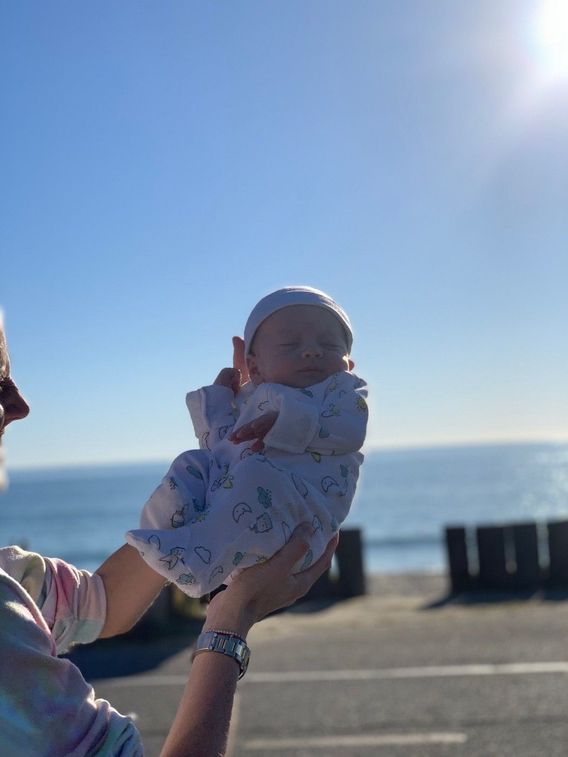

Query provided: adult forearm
[159,528,337,756]
[160,583,255,756]
[96,544,167,637]
[160,651,239,757]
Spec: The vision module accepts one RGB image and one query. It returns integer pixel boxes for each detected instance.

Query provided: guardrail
[445,520,568,593]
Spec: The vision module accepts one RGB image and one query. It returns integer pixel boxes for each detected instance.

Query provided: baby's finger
[229,423,252,442]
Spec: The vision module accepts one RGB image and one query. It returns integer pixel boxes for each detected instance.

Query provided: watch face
[232,638,250,678]
[238,643,251,676]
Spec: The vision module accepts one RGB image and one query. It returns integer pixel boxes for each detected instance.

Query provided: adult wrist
[203,589,255,638]
[192,630,251,679]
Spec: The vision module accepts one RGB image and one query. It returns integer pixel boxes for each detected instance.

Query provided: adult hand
[232,336,249,386]
[228,410,278,452]
[214,368,241,395]
[204,525,339,636]
[212,336,249,396]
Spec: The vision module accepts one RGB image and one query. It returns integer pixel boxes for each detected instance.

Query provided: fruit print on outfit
[126,370,368,597]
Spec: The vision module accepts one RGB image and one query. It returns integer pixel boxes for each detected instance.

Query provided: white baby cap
[243,285,353,356]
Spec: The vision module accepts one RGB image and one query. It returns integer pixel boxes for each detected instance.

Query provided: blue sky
[2,1,567,469]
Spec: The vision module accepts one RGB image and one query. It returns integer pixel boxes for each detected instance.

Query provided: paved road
[76,577,568,756]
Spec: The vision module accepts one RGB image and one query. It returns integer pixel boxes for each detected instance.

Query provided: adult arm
[95,544,168,638]
[0,543,157,645]
[0,545,106,652]
[160,525,338,757]
[0,567,142,754]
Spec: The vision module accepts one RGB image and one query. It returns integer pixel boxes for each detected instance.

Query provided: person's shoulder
[0,566,53,652]
[0,566,28,609]
[0,545,47,601]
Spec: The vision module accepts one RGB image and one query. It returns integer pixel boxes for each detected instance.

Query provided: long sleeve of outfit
[0,546,142,756]
[126,371,368,597]
[186,385,238,451]
[235,371,368,455]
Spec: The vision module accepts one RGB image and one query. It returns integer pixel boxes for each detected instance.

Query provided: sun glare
[533,0,568,80]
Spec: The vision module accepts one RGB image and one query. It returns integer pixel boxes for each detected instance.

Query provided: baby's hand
[229,411,279,453]
[214,368,241,395]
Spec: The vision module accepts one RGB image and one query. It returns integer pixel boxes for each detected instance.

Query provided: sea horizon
[6,437,568,476]
[2,440,568,575]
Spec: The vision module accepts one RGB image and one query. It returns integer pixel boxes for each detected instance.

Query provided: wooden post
[304,566,338,600]
[477,526,510,590]
[335,527,366,598]
[512,523,540,590]
[547,521,568,587]
[445,526,472,593]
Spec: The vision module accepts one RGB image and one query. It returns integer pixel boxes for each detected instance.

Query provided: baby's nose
[302,344,323,357]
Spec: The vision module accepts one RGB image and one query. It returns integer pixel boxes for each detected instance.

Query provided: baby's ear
[348,358,355,371]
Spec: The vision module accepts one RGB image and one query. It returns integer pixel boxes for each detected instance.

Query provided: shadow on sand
[424,587,568,610]
[64,621,202,681]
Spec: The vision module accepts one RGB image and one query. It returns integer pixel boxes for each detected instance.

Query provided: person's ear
[348,358,355,371]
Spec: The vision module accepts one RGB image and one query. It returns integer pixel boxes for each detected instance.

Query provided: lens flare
[533,0,568,79]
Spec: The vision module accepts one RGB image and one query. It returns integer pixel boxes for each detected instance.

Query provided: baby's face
[247,305,353,388]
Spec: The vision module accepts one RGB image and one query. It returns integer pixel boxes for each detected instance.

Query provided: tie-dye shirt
[0,545,142,755]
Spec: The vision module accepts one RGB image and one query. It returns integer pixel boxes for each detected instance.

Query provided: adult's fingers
[265,524,312,574]
[226,528,340,624]
[232,336,249,381]
[293,533,339,592]
[268,526,338,579]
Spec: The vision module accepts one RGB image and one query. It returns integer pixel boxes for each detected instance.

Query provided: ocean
[1,442,567,575]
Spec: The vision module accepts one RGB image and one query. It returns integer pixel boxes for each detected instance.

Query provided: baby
[126,286,368,597]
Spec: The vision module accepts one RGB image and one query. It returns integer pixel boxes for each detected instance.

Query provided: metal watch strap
[192,631,251,679]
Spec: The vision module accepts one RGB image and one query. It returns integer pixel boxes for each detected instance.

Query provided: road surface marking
[244,661,568,683]
[108,660,568,687]
[243,732,467,750]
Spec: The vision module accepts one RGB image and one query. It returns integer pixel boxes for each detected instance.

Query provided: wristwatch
[192,630,251,679]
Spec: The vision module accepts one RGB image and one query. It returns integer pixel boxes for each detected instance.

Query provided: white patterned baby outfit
[126,370,368,597]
